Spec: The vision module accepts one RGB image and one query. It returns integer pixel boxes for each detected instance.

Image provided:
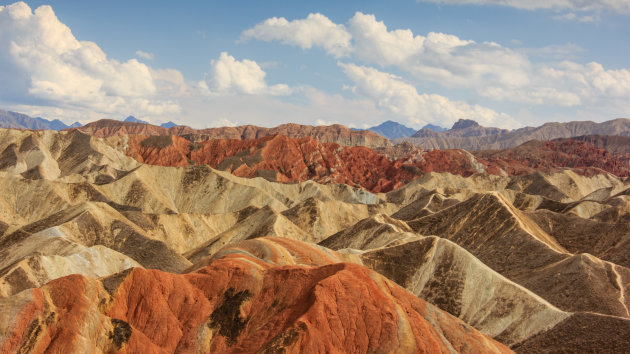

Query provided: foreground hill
[0,247,510,353]
[75,119,392,148]
[399,118,630,150]
[1,127,630,351]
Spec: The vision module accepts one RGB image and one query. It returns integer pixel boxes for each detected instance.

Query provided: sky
[0,1,629,130]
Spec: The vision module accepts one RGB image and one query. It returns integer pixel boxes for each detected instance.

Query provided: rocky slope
[1,126,630,352]
[76,119,392,148]
[400,117,630,150]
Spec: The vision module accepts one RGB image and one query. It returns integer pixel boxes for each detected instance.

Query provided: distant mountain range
[3,108,630,152]
[398,118,630,150]
[0,110,182,131]
[160,121,178,128]
[0,109,81,130]
[123,116,149,124]
[365,120,416,139]
[421,124,447,132]
[361,120,446,139]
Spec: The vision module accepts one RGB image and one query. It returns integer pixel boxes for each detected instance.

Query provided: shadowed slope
[407,192,630,318]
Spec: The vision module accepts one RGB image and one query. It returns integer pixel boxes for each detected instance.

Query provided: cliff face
[77,120,392,148]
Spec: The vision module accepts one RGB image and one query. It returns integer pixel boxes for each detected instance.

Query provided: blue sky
[1,0,629,129]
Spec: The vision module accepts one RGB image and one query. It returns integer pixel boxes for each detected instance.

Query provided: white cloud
[206,117,239,128]
[245,11,630,116]
[418,0,630,14]
[339,62,520,129]
[0,2,179,122]
[347,12,531,89]
[241,13,352,58]
[202,52,292,95]
[136,50,154,60]
[480,61,630,107]
[552,12,600,22]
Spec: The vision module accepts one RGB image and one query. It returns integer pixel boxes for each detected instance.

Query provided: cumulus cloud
[245,11,630,114]
[0,2,179,121]
[136,50,154,60]
[348,12,531,89]
[339,62,519,128]
[240,13,352,58]
[202,52,292,95]
[480,61,630,107]
[418,0,630,14]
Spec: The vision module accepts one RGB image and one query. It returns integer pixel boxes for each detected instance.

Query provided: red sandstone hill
[75,119,391,148]
[111,133,630,193]
[115,134,505,193]
[474,138,630,177]
[0,246,511,353]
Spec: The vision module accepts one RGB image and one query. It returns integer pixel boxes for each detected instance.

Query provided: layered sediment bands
[3,128,629,196]
[113,132,630,193]
[474,139,630,177]
[0,253,511,353]
[3,125,630,352]
[120,134,417,192]
[0,202,191,273]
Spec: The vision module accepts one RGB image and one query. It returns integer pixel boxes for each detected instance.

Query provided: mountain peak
[160,121,178,128]
[368,120,416,139]
[452,119,480,130]
[124,116,148,124]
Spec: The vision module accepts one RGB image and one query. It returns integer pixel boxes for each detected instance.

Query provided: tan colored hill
[406,192,630,318]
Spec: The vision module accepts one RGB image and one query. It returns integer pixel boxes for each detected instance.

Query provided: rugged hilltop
[75,119,392,148]
[1,126,630,352]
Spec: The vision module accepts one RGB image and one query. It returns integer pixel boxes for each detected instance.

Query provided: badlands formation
[0,124,629,353]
